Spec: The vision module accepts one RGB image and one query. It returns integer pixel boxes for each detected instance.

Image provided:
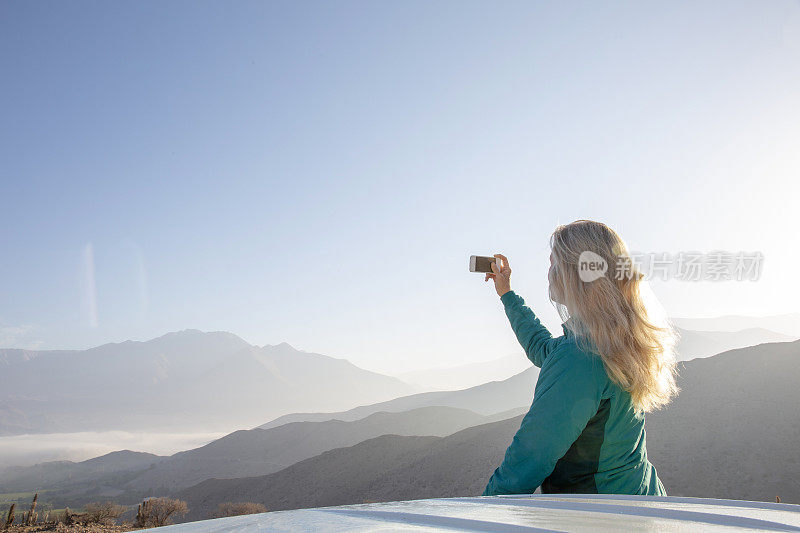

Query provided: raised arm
[486,254,559,367]
[482,346,604,496]
[500,290,559,367]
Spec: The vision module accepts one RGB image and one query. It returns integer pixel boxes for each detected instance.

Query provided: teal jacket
[483,290,666,496]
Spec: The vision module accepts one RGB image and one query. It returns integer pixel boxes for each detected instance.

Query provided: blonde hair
[549,220,679,413]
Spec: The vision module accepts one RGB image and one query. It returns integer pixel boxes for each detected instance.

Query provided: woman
[482,220,678,496]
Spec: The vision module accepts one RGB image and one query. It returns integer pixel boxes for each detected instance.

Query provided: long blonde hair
[549,220,679,413]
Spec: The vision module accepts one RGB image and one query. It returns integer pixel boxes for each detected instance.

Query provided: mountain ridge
[0,330,415,436]
[177,339,800,519]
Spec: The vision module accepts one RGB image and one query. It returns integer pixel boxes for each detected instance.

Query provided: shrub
[213,502,267,518]
[60,508,89,526]
[84,501,127,525]
[134,497,188,528]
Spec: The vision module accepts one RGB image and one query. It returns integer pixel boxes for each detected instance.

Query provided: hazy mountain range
[674,326,794,360]
[177,418,513,521]
[259,325,791,428]
[1,320,792,437]
[0,406,526,507]
[389,325,793,391]
[394,355,531,391]
[258,367,540,429]
[646,339,800,504]
[1,317,798,522]
[122,406,504,493]
[1,335,797,520]
[673,313,800,337]
[175,339,800,519]
[0,330,416,436]
[0,450,166,499]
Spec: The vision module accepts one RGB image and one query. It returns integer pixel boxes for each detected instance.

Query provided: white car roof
[159,494,800,532]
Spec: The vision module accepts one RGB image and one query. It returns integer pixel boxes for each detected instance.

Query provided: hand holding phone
[470,254,512,296]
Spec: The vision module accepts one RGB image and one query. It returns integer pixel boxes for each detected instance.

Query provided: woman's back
[541,332,665,495]
[482,290,666,496]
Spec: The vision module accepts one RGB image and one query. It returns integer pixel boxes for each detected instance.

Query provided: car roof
[160,494,800,532]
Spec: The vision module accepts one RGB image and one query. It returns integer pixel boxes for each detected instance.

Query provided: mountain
[395,355,531,391]
[393,328,794,390]
[124,406,490,492]
[178,339,800,518]
[259,366,540,429]
[673,313,800,338]
[177,418,516,520]
[258,326,788,429]
[0,450,166,493]
[674,327,794,360]
[0,330,415,435]
[645,339,800,503]
[0,406,501,504]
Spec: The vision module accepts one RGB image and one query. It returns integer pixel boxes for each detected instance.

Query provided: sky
[2,0,799,374]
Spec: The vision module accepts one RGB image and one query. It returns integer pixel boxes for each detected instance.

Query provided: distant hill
[0,330,415,435]
[0,450,165,493]
[177,434,442,520]
[395,355,531,391]
[675,327,794,360]
[646,339,800,503]
[260,326,789,428]
[177,419,516,520]
[395,326,793,390]
[259,366,540,429]
[179,339,800,518]
[673,313,800,338]
[124,406,490,492]
[0,406,502,504]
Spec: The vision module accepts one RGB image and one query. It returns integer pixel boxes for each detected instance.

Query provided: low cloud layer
[0,431,225,468]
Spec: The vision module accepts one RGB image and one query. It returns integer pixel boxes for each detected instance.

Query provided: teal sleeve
[482,347,604,496]
[500,290,559,367]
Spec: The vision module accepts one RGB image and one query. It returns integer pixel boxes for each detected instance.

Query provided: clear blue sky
[2,1,799,373]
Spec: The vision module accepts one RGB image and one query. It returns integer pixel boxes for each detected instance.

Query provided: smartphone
[469,255,497,273]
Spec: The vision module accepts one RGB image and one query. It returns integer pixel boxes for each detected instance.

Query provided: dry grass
[211,502,266,518]
[3,524,132,532]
